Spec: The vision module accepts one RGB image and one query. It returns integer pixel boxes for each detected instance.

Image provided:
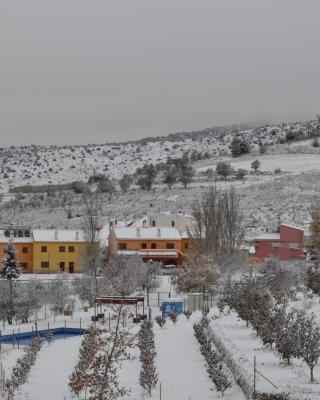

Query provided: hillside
[0,117,320,234]
[0,118,318,192]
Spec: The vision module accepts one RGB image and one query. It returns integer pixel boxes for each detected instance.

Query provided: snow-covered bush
[155,315,166,328]
[5,337,42,399]
[138,320,158,397]
[194,316,231,395]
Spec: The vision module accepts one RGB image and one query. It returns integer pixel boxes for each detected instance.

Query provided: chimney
[157,228,161,238]
[54,230,58,240]
[136,227,141,237]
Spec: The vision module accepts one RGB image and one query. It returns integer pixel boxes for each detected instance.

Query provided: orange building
[108,226,190,266]
[0,227,33,272]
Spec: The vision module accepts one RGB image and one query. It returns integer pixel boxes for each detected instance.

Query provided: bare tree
[82,192,103,298]
[191,186,245,267]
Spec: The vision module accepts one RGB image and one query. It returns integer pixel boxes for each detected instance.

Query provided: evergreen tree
[178,159,194,188]
[155,315,166,328]
[251,159,260,173]
[138,320,158,397]
[163,164,178,189]
[230,137,250,157]
[0,243,21,325]
[136,163,157,190]
[216,161,232,180]
[119,174,132,193]
[230,137,242,157]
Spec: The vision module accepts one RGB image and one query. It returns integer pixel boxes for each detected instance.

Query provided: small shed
[161,297,183,318]
[188,293,204,312]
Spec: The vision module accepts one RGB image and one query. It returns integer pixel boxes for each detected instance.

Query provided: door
[69,262,74,273]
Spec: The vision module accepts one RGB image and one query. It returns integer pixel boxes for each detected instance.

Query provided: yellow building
[32,229,87,273]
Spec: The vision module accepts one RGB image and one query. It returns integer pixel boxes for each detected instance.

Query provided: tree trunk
[310,366,314,383]
[9,279,13,325]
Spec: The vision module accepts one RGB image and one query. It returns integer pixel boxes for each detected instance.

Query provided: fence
[0,362,5,392]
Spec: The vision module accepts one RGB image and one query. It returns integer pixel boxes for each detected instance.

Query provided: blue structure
[161,298,184,318]
[0,327,85,346]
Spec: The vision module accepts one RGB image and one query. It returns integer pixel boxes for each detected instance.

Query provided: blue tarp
[0,327,85,345]
[161,300,183,317]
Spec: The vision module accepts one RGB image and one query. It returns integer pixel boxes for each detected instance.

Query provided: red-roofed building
[247,224,304,262]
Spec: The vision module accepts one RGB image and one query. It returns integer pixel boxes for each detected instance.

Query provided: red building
[248,224,304,262]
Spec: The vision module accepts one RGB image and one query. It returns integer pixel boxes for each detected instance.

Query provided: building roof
[280,223,304,232]
[247,233,281,241]
[117,250,179,257]
[0,235,33,244]
[32,229,86,243]
[98,225,109,247]
[113,227,182,240]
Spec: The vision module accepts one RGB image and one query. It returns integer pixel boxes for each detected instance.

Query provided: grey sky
[1,0,320,146]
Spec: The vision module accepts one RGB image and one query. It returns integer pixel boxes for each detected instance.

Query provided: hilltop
[0,118,318,192]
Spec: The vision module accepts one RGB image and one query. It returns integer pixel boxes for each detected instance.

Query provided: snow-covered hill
[0,118,318,192]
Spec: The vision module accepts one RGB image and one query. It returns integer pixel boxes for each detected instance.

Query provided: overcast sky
[1,1,320,146]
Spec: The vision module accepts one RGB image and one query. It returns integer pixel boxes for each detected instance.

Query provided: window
[22,246,28,254]
[68,246,75,253]
[41,261,49,268]
[166,243,175,249]
[119,243,127,250]
[141,243,147,249]
[272,242,280,248]
[21,263,28,269]
[60,262,65,272]
[59,246,65,252]
[290,242,299,249]
[171,221,175,227]
[17,230,23,238]
[151,243,157,249]
[185,242,189,249]
[41,246,47,253]
[152,220,156,227]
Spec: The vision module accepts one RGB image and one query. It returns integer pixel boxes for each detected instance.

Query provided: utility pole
[253,355,256,398]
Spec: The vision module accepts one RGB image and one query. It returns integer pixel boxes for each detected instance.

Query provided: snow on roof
[0,235,33,244]
[179,230,191,239]
[161,297,183,303]
[32,229,86,243]
[117,250,178,257]
[130,217,148,227]
[98,225,109,247]
[280,223,304,232]
[113,227,182,240]
[249,233,280,241]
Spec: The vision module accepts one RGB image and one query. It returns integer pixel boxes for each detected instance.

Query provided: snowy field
[210,309,320,400]
[0,276,247,400]
[197,153,320,175]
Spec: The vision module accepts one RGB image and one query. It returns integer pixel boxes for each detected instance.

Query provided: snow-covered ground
[210,309,320,400]
[0,117,318,191]
[154,316,215,400]
[0,276,246,400]
[197,153,320,175]
[15,337,82,400]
